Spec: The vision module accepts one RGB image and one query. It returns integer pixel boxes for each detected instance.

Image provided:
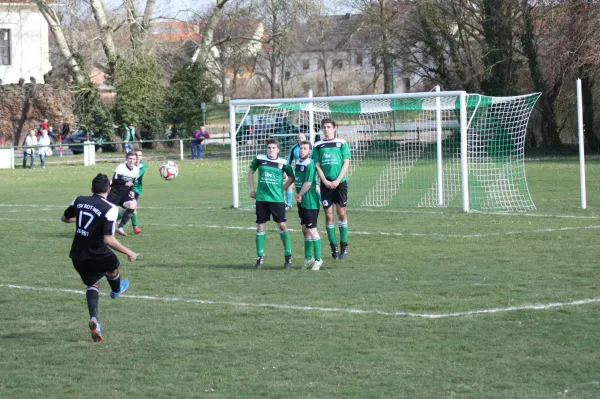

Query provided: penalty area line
[2,283,600,319]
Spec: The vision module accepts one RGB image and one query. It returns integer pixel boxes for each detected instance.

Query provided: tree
[164,62,217,138]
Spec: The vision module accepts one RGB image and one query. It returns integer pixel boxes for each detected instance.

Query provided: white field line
[1,217,600,238]
[0,203,599,219]
[2,283,599,319]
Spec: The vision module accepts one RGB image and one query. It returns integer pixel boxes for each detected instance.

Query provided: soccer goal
[230,90,541,212]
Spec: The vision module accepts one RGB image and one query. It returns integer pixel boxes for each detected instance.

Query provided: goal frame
[230,90,525,212]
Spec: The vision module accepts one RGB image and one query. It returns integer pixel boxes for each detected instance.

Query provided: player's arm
[61,200,76,223]
[315,162,330,187]
[332,159,350,187]
[283,165,295,191]
[104,235,138,262]
[248,169,256,199]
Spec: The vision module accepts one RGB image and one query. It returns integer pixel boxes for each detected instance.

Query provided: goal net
[230,91,540,212]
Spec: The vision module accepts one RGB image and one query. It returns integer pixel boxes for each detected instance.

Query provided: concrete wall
[0,4,52,84]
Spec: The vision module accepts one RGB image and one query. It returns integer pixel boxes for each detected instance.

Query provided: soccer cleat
[330,244,338,260]
[89,317,103,342]
[110,279,130,299]
[255,256,264,269]
[116,227,127,236]
[284,255,292,269]
[285,205,292,211]
[339,243,348,261]
[302,258,314,270]
[133,226,142,234]
[311,259,323,271]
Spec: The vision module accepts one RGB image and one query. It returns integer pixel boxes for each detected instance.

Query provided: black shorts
[72,253,121,287]
[298,206,319,228]
[256,201,286,224]
[320,181,348,209]
[108,188,136,208]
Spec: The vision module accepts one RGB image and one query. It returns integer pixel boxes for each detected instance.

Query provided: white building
[0,0,52,84]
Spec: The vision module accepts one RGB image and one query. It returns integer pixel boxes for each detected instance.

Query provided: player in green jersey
[248,139,296,269]
[131,148,147,234]
[313,118,351,261]
[293,141,323,270]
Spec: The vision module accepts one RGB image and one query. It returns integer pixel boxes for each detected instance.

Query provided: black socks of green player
[120,209,134,227]
[86,287,99,319]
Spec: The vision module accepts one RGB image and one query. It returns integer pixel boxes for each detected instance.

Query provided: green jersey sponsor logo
[250,154,294,203]
[314,138,351,183]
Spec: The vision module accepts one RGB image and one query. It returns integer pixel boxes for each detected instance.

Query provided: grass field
[1,155,600,398]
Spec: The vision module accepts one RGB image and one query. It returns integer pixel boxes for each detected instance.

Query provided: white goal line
[2,284,599,319]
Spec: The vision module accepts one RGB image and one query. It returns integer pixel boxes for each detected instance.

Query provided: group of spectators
[21,118,63,169]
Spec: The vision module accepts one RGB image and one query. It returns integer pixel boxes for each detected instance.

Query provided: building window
[355,52,363,66]
[285,71,291,80]
[302,59,310,70]
[333,59,343,69]
[237,67,245,77]
[0,29,10,66]
[371,53,378,66]
[404,78,411,93]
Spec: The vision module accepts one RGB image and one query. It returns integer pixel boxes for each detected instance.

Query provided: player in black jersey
[62,173,138,342]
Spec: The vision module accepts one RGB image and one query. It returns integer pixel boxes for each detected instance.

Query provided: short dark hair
[321,118,337,128]
[133,148,142,153]
[266,138,280,148]
[299,140,312,150]
[91,173,110,194]
[126,151,137,158]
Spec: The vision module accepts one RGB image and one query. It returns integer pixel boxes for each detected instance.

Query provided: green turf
[1,155,600,398]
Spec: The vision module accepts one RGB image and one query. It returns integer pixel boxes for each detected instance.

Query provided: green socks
[338,221,348,244]
[256,231,266,257]
[304,239,314,260]
[326,224,337,246]
[131,211,138,227]
[280,230,292,256]
[314,237,322,261]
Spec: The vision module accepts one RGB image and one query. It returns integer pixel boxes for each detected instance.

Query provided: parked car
[235,114,299,147]
[66,129,105,154]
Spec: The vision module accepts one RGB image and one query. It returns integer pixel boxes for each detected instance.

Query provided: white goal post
[230,90,541,212]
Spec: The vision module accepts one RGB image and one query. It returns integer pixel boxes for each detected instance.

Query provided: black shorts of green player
[297,206,319,228]
[255,201,287,224]
[319,181,348,209]
[72,254,121,287]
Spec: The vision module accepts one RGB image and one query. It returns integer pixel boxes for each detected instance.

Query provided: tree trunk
[191,0,230,63]
[35,0,87,86]
[89,0,118,79]
[382,54,393,94]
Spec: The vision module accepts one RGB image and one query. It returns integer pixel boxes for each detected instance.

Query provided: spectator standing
[191,126,209,159]
[122,123,141,153]
[62,122,71,140]
[38,129,51,168]
[47,126,58,142]
[23,129,37,168]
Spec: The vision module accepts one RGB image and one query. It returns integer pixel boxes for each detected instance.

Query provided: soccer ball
[159,160,178,180]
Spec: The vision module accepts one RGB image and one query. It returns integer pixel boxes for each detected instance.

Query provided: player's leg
[132,193,141,234]
[107,268,130,299]
[254,202,269,268]
[73,260,104,342]
[305,209,323,270]
[117,197,137,235]
[334,182,349,260]
[320,183,338,259]
[286,187,293,210]
[273,202,292,269]
[299,207,314,269]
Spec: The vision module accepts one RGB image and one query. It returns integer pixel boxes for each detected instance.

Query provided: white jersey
[113,162,140,184]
